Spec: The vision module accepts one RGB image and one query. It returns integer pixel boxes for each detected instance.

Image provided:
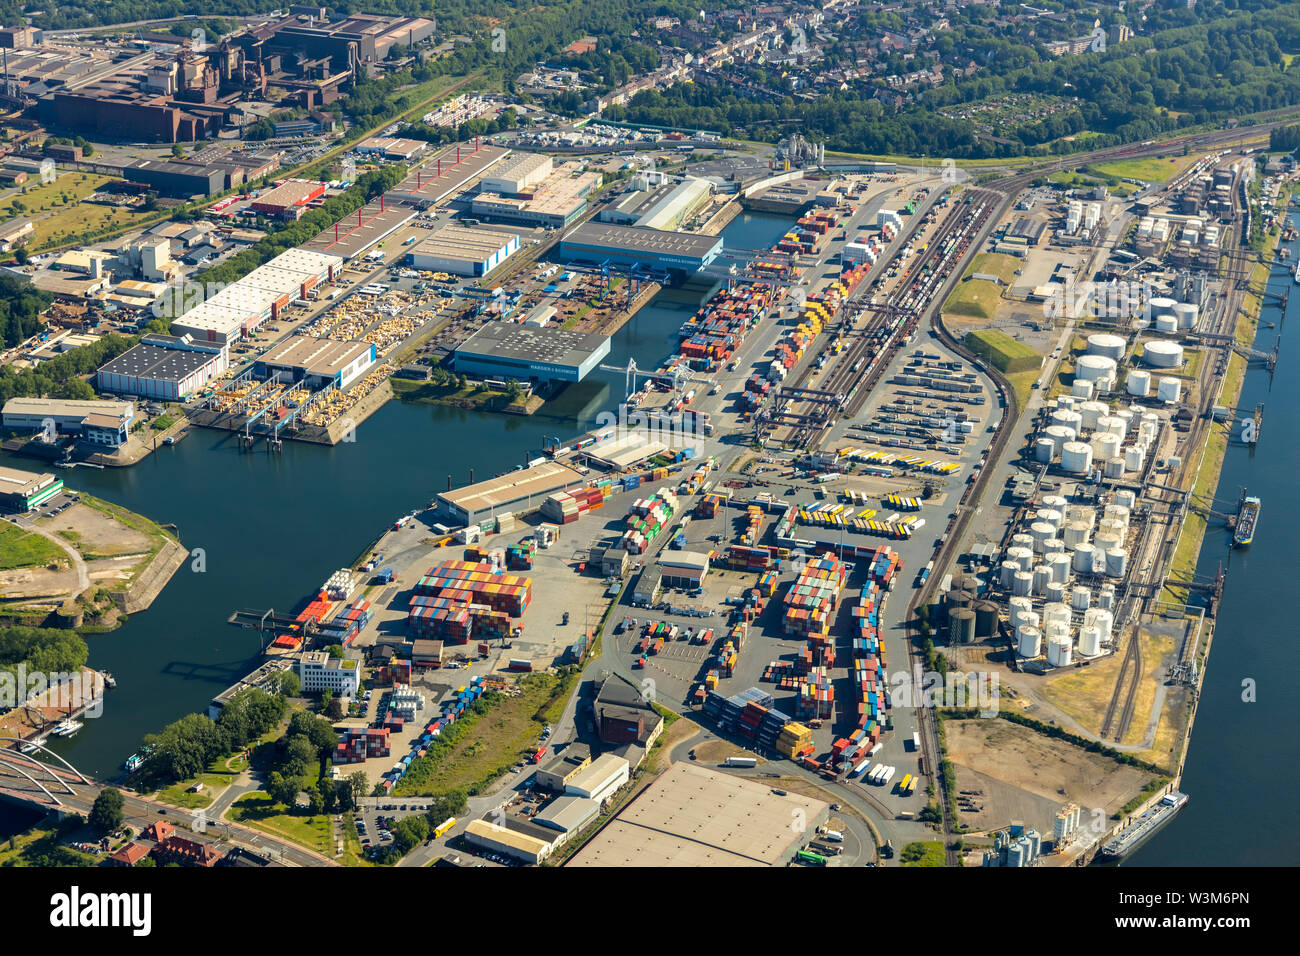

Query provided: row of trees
[0,626,89,688]
[0,328,157,405]
[140,685,288,784]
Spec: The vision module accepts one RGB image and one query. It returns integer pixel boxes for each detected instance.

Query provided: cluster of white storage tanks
[1003,493,1133,664]
[1035,395,1162,478]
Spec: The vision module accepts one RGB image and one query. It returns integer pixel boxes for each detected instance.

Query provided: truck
[724,756,757,768]
[821,829,844,843]
[374,567,395,584]
[910,732,921,752]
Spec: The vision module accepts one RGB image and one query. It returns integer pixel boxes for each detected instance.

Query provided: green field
[900,841,946,867]
[963,252,1021,285]
[0,521,68,571]
[229,791,333,854]
[1088,155,1199,184]
[963,329,1043,374]
[943,279,1004,320]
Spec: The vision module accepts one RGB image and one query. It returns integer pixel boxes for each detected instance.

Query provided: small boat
[51,718,83,738]
[124,752,145,773]
[101,671,117,689]
[163,436,175,445]
[19,737,47,754]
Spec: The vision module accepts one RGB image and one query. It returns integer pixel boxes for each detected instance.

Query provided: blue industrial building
[558,222,722,272]
[453,324,611,384]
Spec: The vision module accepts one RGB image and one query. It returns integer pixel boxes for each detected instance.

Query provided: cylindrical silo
[1007,546,1034,571]
[1079,400,1108,430]
[1044,424,1076,454]
[1072,379,1094,400]
[974,601,998,638]
[1144,340,1184,368]
[949,608,976,644]
[1149,296,1177,319]
[1105,547,1128,578]
[1173,301,1198,329]
[1061,441,1094,474]
[1124,444,1145,472]
[1071,586,1091,611]
[1063,520,1091,548]
[1017,626,1042,659]
[1038,508,1063,530]
[1086,332,1126,361]
[1000,560,1019,587]
[1103,457,1125,479]
[1098,584,1115,610]
[1042,494,1068,511]
[1044,602,1071,630]
[1008,597,1033,628]
[1035,437,1055,463]
[1043,538,1065,556]
[1154,314,1178,334]
[1048,552,1072,584]
[1126,368,1151,397]
[1093,431,1121,462]
[1047,634,1073,667]
[1078,625,1103,658]
[1032,564,1051,595]
[1115,489,1136,511]
[1075,354,1118,383]
[1094,532,1121,554]
[1052,408,1083,434]
[1012,570,1033,597]
[1030,521,1055,552]
[1073,542,1096,573]
[1011,532,1035,552]
[1045,580,1066,605]
[1096,414,1125,437]
[1157,377,1181,403]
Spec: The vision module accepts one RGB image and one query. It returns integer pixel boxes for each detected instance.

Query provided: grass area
[390,377,532,413]
[943,279,1004,320]
[1005,369,1040,411]
[963,251,1021,285]
[1121,630,1178,748]
[31,200,155,249]
[0,520,68,571]
[1087,155,1199,184]
[339,812,376,867]
[0,171,110,220]
[963,328,1043,373]
[899,841,945,867]
[229,791,332,854]
[394,672,568,797]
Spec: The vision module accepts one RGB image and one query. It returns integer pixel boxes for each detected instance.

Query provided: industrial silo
[1157,377,1182,403]
[1144,340,1184,368]
[1017,625,1042,659]
[1078,624,1103,658]
[1086,332,1126,361]
[1071,586,1091,611]
[974,601,998,638]
[1103,457,1125,479]
[1078,400,1108,430]
[1173,301,1198,330]
[1061,441,1094,475]
[1073,542,1097,573]
[1047,634,1073,667]
[1035,437,1055,463]
[1048,552,1072,585]
[1124,444,1146,472]
[1126,369,1151,397]
[1012,570,1033,597]
[949,608,976,645]
[1032,564,1052,595]
[1072,379,1095,400]
[1105,547,1128,578]
[1093,431,1121,462]
[1063,520,1091,548]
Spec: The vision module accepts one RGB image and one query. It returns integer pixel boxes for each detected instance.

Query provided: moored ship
[1096,791,1188,862]
[1233,495,1260,547]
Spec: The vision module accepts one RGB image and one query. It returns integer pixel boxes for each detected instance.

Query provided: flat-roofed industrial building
[254,335,376,390]
[249,179,326,217]
[533,795,599,841]
[471,162,601,228]
[385,143,511,207]
[0,465,63,512]
[452,323,610,383]
[96,333,230,400]
[2,397,135,441]
[563,753,629,803]
[464,818,556,864]
[435,459,587,527]
[566,761,830,867]
[479,151,553,194]
[559,221,722,272]
[405,225,520,276]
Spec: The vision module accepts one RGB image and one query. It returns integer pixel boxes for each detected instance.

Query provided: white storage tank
[1051,408,1083,432]
[1094,532,1121,554]
[1085,607,1114,643]
[1099,517,1127,539]
[1079,400,1108,430]
[1030,521,1056,552]
[1144,340,1184,368]
[1043,537,1065,555]
[1034,437,1055,462]
[1044,603,1071,630]
[1044,424,1076,453]
[1078,624,1103,658]
[1017,626,1042,659]
[1012,570,1033,597]
[1048,552,1072,584]
[1105,547,1128,577]
[1072,379,1095,400]
[1032,564,1051,594]
[1115,489,1137,511]
[1007,546,1034,571]
[1046,580,1066,605]
[1086,333,1126,361]
[1157,377,1182,403]
[1140,419,1158,444]
[1126,369,1151,397]
[1093,432,1121,462]
[1073,542,1097,573]
[1116,408,1135,433]
[1009,597,1034,628]
[1149,296,1177,319]
[1099,584,1116,610]
[1154,314,1179,334]
[1042,495,1068,511]
[1061,441,1094,474]
[1011,531,1035,550]
[1038,508,1063,530]
[1124,444,1145,472]
[1063,520,1091,548]
[1103,457,1125,479]
[1075,354,1118,382]
[999,560,1019,587]
[1047,634,1073,667]
[1071,586,1091,611]
[1174,301,1198,330]
[1096,414,1126,437]
[1015,610,1041,638]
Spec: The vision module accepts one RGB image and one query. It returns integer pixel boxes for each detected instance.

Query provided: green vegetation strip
[963,329,1043,373]
[900,841,946,867]
[0,521,68,571]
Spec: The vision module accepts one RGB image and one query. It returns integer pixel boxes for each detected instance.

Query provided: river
[1129,239,1300,865]
[0,211,792,782]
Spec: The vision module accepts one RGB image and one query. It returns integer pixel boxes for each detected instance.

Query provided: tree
[88,788,124,834]
[273,669,301,698]
[348,772,369,808]
[266,771,301,808]
[425,789,468,827]
[304,780,325,816]
[171,144,184,158]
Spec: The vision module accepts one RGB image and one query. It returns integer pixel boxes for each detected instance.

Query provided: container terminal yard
[1,117,1290,871]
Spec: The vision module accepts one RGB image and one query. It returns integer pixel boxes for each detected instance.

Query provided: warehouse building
[385,143,510,206]
[254,335,376,390]
[471,164,600,228]
[559,222,722,272]
[479,151,553,194]
[567,762,830,867]
[122,159,227,198]
[633,176,715,231]
[248,179,326,219]
[657,551,710,590]
[533,795,599,841]
[464,818,555,865]
[170,248,342,345]
[0,466,63,512]
[534,743,592,792]
[301,200,417,261]
[354,137,429,161]
[405,225,520,276]
[96,334,229,400]
[564,753,629,804]
[2,397,135,445]
[452,323,610,384]
[435,459,587,527]
[595,676,665,747]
